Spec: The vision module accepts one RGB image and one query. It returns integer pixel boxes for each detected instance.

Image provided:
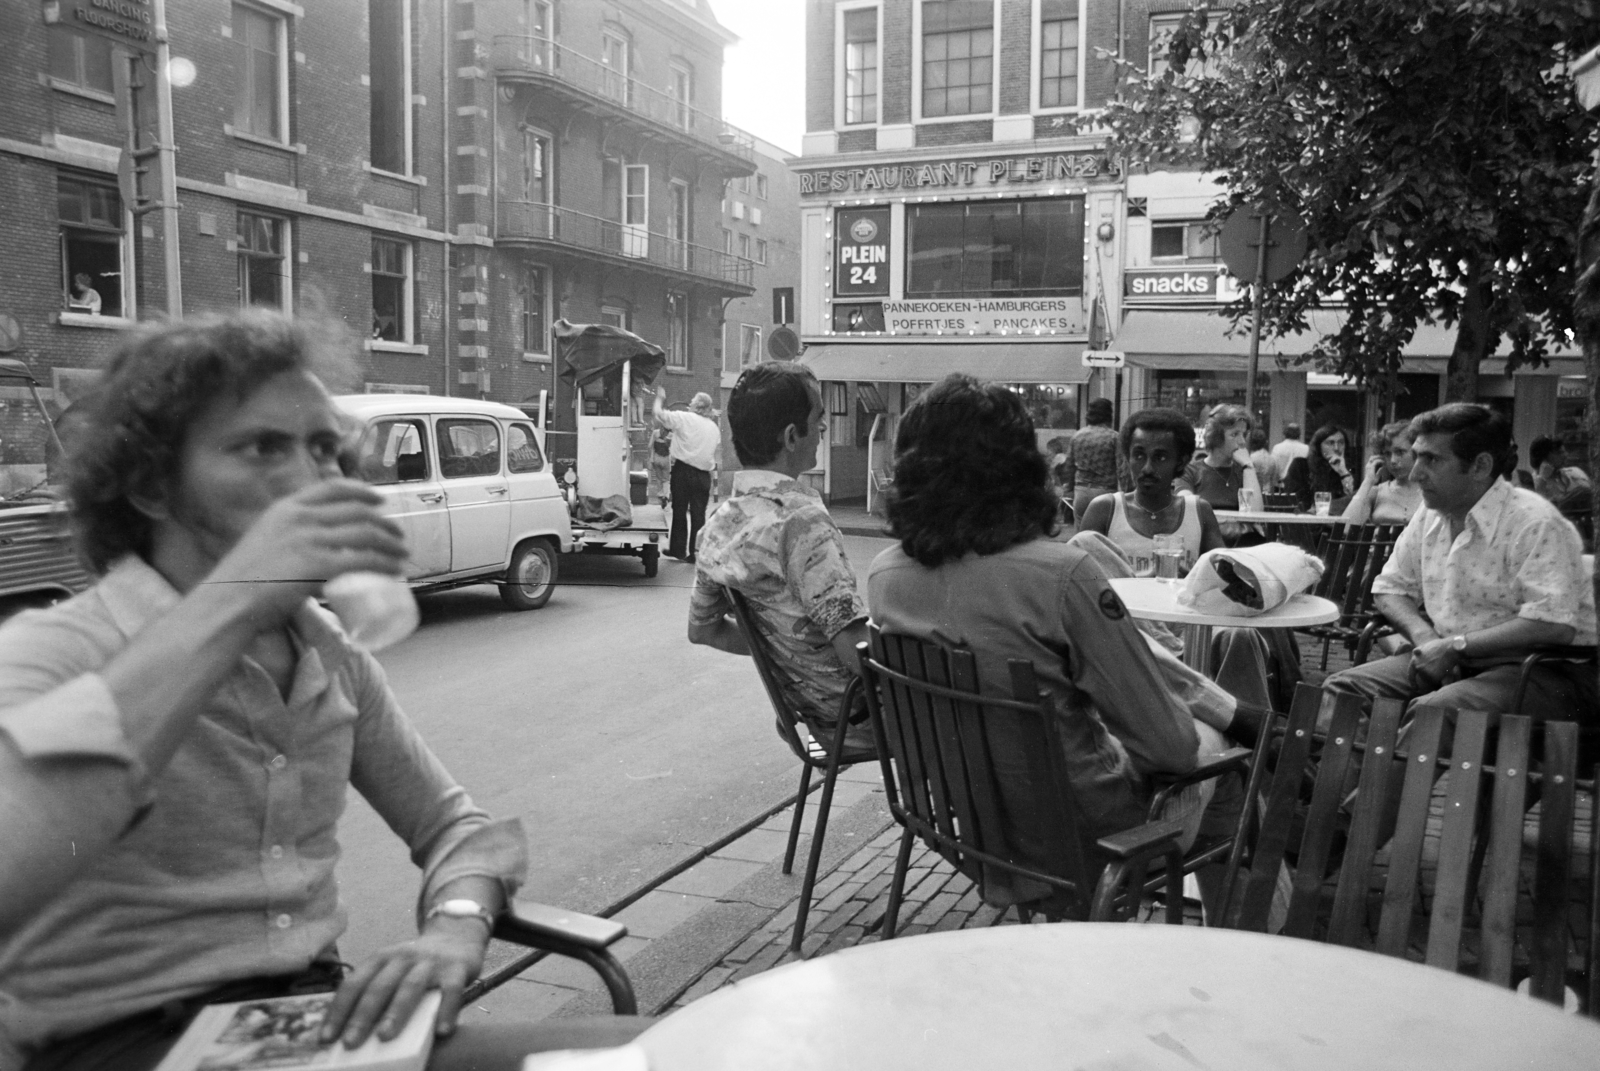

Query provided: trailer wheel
[641,544,660,579]
[501,539,558,610]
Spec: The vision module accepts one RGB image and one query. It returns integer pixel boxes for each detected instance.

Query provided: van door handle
[487,486,508,496]
[418,493,444,503]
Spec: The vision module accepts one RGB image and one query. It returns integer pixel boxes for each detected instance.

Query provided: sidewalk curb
[549,790,894,1018]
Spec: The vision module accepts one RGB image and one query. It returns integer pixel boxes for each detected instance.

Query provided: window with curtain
[370,236,410,342]
[233,3,284,140]
[369,0,408,173]
[906,197,1085,297]
[58,176,125,317]
[921,0,992,118]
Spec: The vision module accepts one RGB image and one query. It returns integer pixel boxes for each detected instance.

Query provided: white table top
[639,924,1600,1071]
[1110,576,1340,629]
[1215,509,1344,525]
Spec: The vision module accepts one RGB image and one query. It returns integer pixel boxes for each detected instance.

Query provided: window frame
[47,24,115,99]
[232,2,290,144]
[507,421,547,473]
[436,417,504,479]
[837,2,881,128]
[57,174,131,319]
[368,0,414,176]
[600,28,631,106]
[665,290,690,370]
[1149,219,1223,265]
[738,232,752,260]
[825,381,852,446]
[913,0,1000,123]
[236,210,292,310]
[754,238,768,265]
[522,263,550,357]
[521,0,553,66]
[738,323,762,369]
[755,174,769,200]
[668,179,690,270]
[669,59,695,131]
[1030,0,1085,115]
[370,235,413,343]
[356,418,432,485]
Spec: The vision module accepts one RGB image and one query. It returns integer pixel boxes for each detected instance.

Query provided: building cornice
[790,133,1111,170]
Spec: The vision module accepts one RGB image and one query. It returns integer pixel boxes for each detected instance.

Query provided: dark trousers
[669,460,712,559]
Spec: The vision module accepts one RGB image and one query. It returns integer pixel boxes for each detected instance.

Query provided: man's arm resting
[1372,593,1439,646]
[830,619,868,677]
[1458,617,1576,659]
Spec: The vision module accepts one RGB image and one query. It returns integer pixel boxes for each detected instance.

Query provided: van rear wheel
[501,539,558,610]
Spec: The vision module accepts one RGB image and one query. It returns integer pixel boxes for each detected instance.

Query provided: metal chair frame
[1296,522,1403,670]
[463,899,638,1014]
[860,626,1250,933]
[725,587,873,955]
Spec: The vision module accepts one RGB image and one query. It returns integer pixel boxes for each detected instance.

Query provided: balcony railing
[498,200,754,290]
[491,35,757,167]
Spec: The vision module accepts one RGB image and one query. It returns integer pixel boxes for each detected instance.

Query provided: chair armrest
[1095,815,1188,860]
[1521,645,1597,664]
[1146,747,1251,817]
[493,899,627,951]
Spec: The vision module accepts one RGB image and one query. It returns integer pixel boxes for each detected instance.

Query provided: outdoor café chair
[725,587,875,955]
[1295,521,1404,670]
[1216,682,1597,1013]
[462,900,637,1013]
[858,626,1251,932]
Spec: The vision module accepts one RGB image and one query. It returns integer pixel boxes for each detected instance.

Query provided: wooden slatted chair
[725,588,874,955]
[859,626,1251,933]
[1218,683,1592,1009]
[1295,522,1403,670]
[1261,491,1299,513]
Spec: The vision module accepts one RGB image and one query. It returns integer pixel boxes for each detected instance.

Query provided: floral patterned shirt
[690,470,866,727]
[1372,478,1596,646]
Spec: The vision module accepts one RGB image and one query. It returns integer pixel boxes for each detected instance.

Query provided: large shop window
[907,197,1084,297]
[58,177,125,318]
[843,7,879,124]
[371,236,411,342]
[233,3,286,141]
[237,212,287,308]
[1150,371,1248,427]
[921,1,993,117]
[369,0,410,174]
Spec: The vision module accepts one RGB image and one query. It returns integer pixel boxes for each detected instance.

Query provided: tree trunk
[1445,266,1490,403]
[1575,166,1600,712]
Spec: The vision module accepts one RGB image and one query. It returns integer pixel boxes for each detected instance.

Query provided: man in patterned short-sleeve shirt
[687,362,874,753]
[1327,404,1597,729]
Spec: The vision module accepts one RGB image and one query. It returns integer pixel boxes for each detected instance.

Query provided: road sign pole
[152,0,182,317]
[1245,212,1270,421]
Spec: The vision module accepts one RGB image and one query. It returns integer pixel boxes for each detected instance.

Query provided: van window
[508,422,544,473]
[437,418,502,478]
[356,419,430,484]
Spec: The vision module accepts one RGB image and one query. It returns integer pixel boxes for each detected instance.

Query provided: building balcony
[491,36,758,176]
[497,200,754,294]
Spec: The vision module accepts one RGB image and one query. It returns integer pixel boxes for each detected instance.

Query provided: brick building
[0,0,754,490]
[797,0,1125,504]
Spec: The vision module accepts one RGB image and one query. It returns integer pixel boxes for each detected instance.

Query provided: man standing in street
[1325,404,1597,728]
[1061,398,1119,523]
[1270,422,1310,485]
[1530,436,1593,515]
[654,387,721,561]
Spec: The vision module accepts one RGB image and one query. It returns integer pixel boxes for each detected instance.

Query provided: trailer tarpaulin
[554,320,667,389]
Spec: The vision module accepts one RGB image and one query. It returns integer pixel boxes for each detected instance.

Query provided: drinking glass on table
[1236,486,1259,512]
[1313,492,1333,517]
[1152,533,1185,582]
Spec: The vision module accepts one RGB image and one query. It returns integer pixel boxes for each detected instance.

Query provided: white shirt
[1372,478,1596,646]
[657,408,721,471]
[1270,438,1309,481]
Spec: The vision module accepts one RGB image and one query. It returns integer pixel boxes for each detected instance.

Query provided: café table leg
[1182,624,1216,676]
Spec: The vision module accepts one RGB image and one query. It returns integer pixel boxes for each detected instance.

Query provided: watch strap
[424,898,496,932]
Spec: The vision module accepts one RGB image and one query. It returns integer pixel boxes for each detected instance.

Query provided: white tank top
[1107,492,1204,577]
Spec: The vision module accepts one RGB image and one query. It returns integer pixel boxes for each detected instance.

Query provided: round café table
[1109,575,1338,674]
[1214,510,1344,526]
[638,924,1600,1071]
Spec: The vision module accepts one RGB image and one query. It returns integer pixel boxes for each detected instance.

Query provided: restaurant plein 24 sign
[801,152,1109,196]
[835,207,891,298]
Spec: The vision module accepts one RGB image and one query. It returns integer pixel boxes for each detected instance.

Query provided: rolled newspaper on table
[1176,544,1324,617]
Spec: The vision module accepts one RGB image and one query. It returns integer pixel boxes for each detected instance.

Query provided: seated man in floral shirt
[686,361,873,754]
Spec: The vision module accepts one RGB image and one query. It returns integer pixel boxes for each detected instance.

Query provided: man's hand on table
[321,918,488,1047]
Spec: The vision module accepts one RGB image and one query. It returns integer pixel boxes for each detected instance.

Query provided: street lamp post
[151,0,182,317]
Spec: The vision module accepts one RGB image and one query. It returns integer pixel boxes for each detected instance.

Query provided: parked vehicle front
[334,394,573,610]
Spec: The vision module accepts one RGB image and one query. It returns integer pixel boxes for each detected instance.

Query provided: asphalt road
[335,530,893,962]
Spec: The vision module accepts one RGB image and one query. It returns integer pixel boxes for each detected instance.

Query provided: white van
[335,394,573,610]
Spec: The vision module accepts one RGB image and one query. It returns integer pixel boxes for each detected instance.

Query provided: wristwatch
[1449,634,1469,655]
[425,898,496,932]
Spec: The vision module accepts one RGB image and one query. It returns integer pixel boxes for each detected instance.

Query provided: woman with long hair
[867,376,1265,906]
[1285,423,1358,512]
[1342,420,1423,525]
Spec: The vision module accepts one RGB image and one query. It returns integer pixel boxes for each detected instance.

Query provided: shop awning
[801,341,1092,384]
[1116,309,1579,375]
